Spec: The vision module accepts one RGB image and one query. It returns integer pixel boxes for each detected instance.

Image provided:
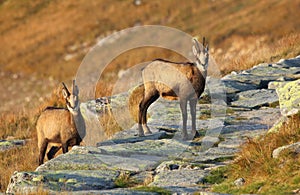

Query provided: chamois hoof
[144,130,152,135]
[182,135,189,141]
[137,131,145,137]
[193,131,201,139]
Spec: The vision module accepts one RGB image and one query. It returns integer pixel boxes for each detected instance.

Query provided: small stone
[169,164,180,170]
[66,178,77,183]
[32,175,46,182]
[234,178,245,187]
[272,142,300,158]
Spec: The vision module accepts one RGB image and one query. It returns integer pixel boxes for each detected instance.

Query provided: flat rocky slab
[0,139,26,151]
[6,55,300,194]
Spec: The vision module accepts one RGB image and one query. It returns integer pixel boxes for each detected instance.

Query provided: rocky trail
[6,56,300,194]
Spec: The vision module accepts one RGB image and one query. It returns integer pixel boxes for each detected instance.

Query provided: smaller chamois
[36,80,85,165]
[138,37,209,140]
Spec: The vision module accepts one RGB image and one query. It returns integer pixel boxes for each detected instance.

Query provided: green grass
[114,171,138,188]
[202,166,228,185]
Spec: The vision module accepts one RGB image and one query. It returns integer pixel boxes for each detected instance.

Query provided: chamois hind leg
[38,139,48,165]
[47,146,61,160]
[180,98,188,140]
[138,91,159,136]
[189,98,200,139]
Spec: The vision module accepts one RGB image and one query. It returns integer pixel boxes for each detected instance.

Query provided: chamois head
[192,37,209,71]
[62,80,79,113]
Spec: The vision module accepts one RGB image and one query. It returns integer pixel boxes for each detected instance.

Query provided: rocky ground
[6,55,300,194]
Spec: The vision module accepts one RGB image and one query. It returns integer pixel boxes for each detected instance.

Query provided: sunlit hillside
[2,1,300,75]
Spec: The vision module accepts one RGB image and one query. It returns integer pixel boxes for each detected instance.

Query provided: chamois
[36,80,86,165]
[138,38,209,140]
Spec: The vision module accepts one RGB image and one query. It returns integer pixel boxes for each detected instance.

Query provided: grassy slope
[1,0,300,80]
[211,114,300,194]
[0,0,300,192]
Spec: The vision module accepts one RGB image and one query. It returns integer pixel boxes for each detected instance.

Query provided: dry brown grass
[219,33,300,74]
[234,114,300,178]
[0,139,38,192]
[214,113,300,194]
[1,0,300,82]
[0,87,68,192]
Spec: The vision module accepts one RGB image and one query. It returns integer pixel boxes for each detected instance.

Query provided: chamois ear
[62,82,70,99]
[192,38,201,55]
[72,80,79,95]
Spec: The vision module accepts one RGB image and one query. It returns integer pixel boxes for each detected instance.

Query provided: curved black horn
[62,82,70,96]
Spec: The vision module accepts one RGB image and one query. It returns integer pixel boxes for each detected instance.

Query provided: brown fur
[138,38,209,140]
[36,81,85,165]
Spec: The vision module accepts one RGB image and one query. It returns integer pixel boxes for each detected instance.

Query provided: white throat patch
[196,61,205,72]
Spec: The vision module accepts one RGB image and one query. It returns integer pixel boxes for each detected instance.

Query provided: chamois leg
[47,146,61,160]
[38,140,48,165]
[180,98,188,140]
[189,98,199,138]
[138,92,159,136]
[62,143,68,153]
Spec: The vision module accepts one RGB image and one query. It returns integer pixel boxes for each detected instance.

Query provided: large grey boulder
[275,79,300,116]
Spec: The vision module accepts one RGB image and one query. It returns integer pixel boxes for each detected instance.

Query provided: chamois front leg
[180,98,188,140]
[38,140,48,165]
[189,98,199,138]
[138,102,146,136]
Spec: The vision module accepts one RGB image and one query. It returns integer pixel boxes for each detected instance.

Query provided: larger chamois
[138,38,209,140]
[36,80,86,165]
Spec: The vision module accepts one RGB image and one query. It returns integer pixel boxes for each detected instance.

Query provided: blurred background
[0,0,300,191]
[1,0,300,113]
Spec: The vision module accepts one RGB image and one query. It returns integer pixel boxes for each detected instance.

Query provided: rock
[230,89,278,108]
[268,116,287,133]
[70,189,158,194]
[98,139,192,160]
[268,81,289,89]
[272,142,300,158]
[275,79,300,116]
[218,138,245,149]
[97,131,168,146]
[201,136,221,150]
[222,73,280,89]
[149,168,208,188]
[222,123,268,134]
[7,170,119,194]
[0,139,26,151]
[234,178,245,187]
[246,63,300,78]
[222,79,258,96]
[36,146,163,172]
[277,56,300,67]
